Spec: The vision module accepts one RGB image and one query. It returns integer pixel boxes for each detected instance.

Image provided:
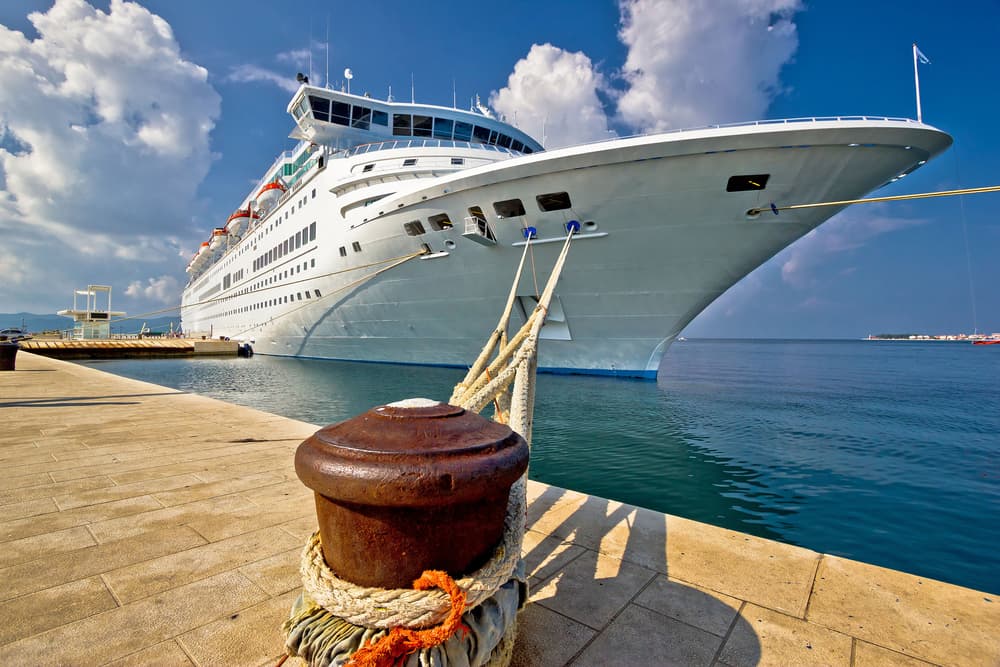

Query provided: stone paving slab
[1,352,997,666]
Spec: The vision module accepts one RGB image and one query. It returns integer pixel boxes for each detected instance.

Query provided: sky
[1,0,998,337]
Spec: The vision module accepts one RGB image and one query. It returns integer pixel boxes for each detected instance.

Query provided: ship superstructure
[181,83,951,378]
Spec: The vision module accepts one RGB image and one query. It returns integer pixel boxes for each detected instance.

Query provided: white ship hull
[182,114,951,378]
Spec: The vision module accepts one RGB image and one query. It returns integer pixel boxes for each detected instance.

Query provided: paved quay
[1,352,997,666]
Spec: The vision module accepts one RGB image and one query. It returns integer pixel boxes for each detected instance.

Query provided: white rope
[300,476,525,629]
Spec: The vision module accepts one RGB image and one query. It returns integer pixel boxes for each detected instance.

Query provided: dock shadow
[0,391,182,409]
[514,483,761,666]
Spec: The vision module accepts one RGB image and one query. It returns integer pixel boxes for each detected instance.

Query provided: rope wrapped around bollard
[281,231,576,666]
[282,476,527,666]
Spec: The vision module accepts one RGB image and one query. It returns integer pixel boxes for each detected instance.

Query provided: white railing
[343,139,522,158]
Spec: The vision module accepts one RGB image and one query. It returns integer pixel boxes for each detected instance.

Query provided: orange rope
[346,570,469,667]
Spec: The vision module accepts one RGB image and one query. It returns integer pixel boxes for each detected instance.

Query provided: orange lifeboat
[226,208,260,237]
[254,180,286,214]
[209,227,228,251]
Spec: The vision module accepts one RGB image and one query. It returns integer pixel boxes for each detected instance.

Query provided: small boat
[972,339,1000,345]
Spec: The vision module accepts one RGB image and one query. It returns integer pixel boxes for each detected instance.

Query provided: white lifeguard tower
[57,285,125,340]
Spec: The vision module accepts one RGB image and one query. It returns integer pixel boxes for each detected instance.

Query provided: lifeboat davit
[209,228,227,252]
[226,208,259,238]
[255,180,286,215]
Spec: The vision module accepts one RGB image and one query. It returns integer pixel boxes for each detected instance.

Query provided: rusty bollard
[295,398,529,588]
[0,337,17,371]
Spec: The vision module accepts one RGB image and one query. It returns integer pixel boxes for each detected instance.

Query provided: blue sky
[1,0,998,337]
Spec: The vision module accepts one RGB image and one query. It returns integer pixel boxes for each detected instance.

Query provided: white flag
[915,45,931,64]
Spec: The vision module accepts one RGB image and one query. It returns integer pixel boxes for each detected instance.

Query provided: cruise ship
[180,81,952,378]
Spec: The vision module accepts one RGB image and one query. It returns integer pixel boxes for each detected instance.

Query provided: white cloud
[226,64,300,93]
[125,275,179,304]
[617,0,800,132]
[490,44,611,149]
[277,48,311,66]
[780,207,927,288]
[490,0,800,147]
[0,0,219,313]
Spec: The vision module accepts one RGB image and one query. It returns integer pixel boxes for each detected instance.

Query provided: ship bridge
[286,84,543,155]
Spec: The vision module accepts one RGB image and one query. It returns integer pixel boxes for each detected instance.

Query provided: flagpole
[913,42,923,123]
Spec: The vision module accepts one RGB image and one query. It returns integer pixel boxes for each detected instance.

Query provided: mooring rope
[282,231,575,667]
[226,249,426,339]
[105,249,427,327]
[748,184,1000,216]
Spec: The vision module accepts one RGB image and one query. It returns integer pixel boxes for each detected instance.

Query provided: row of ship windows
[221,259,316,303]
[362,157,464,173]
[301,96,534,153]
[216,188,319,274]
[223,289,323,317]
[250,260,315,292]
[254,222,317,273]
[401,192,573,237]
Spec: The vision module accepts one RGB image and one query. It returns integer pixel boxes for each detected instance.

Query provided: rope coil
[300,476,526,629]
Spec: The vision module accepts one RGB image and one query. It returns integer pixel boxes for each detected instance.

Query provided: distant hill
[0,312,181,335]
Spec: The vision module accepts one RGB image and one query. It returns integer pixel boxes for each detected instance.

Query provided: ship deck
[0,353,996,666]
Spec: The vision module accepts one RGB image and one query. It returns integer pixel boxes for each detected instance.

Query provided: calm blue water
[81,339,1000,594]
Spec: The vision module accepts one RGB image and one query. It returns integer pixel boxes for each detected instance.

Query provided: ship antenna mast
[325,15,330,88]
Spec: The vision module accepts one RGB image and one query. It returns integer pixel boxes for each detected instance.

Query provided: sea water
[81,339,1000,594]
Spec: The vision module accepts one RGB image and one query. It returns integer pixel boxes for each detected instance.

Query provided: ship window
[522,146,534,154]
[536,191,572,212]
[428,213,453,230]
[726,174,769,192]
[295,231,301,247]
[413,115,433,137]
[305,291,310,298]
[312,188,316,198]
[339,246,347,257]
[362,163,374,172]
[451,157,464,166]
[497,134,513,149]
[315,288,322,296]
[311,259,315,267]
[433,118,454,139]
[488,130,499,145]
[473,125,491,144]
[309,222,316,240]
[351,105,371,130]
[403,220,426,236]
[494,199,525,218]
[393,114,411,136]
[309,96,330,122]
[352,241,362,252]
[403,158,417,166]
[331,101,350,126]
[511,140,524,153]
[454,121,473,141]
[372,110,388,126]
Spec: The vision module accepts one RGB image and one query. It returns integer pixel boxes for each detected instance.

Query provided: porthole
[583,220,598,231]
[444,239,456,249]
